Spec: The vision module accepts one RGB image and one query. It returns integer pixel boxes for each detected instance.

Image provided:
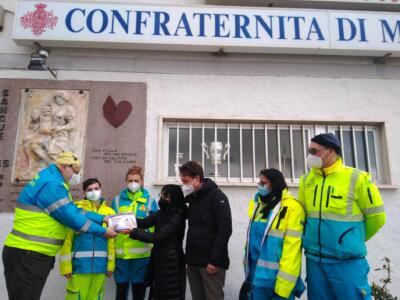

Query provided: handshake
[102,214,137,238]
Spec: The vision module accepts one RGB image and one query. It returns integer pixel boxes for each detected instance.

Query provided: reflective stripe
[16,202,43,213]
[60,254,71,262]
[260,201,282,249]
[146,197,156,216]
[285,229,303,238]
[364,205,385,215]
[128,247,151,254]
[108,255,114,260]
[257,259,280,270]
[45,197,70,214]
[11,229,64,245]
[268,229,284,238]
[115,247,151,255]
[278,270,298,283]
[74,251,108,258]
[347,170,361,214]
[79,220,91,232]
[308,211,364,221]
[115,195,120,211]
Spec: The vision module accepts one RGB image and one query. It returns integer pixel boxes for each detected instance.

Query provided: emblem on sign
[20,3,58,36]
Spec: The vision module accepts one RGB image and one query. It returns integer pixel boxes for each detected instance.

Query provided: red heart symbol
[103,96,132,128]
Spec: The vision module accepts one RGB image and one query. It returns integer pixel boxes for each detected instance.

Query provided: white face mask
[86,190,102,202]
[306,154,323,169]
[181,184,195,198]
[68,173,81,186]
[127,182,141,193]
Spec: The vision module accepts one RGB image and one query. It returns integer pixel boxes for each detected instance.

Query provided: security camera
[28,45,57,78]
[38,49,49,58]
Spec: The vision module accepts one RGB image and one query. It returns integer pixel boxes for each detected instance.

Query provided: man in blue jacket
[2,152,118,300]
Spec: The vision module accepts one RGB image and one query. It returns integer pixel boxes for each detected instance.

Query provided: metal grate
[165,122,381,183]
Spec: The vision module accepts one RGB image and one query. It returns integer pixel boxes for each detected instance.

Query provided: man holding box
[2,152,117,300]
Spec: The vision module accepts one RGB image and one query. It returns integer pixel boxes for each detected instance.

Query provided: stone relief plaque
[13,89,89,180]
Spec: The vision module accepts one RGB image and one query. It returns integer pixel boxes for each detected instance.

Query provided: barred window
[163,120,383,184]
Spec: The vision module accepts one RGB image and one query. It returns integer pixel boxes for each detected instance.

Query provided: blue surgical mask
[257,184,271,197]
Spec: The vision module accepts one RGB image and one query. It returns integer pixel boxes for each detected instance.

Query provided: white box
[108,213,137,232]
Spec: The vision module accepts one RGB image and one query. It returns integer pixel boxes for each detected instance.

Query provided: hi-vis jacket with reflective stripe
[245,189,305,299]
[112,188,158,259]
[59,199,116,275]
[5,164,106,257]
[298,158,386,262]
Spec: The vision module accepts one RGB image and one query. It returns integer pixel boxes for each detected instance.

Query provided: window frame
[159,117,387,185]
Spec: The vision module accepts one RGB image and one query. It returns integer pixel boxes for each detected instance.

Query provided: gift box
[108,213,137,232]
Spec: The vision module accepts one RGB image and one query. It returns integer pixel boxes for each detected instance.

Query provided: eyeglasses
[308,147,326,155]
[68,164,80,174]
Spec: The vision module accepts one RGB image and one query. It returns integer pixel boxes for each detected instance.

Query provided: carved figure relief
[14,89,89,180]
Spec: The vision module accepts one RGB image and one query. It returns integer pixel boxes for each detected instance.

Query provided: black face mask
[158,198,169,210]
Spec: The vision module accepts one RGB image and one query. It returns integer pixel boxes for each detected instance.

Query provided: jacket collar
[48,163,65,183]
[123,188,146,203]
[312,157,344,176]
[256,188,291,206]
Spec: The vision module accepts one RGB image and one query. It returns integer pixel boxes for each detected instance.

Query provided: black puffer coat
[130,186,187,300]
[185,178,232,269]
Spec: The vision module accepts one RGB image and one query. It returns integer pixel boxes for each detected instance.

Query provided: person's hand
[118,228,134,235]
[106,271,113,278]
[64,273,72,279]
[206,263,219,274]
[103,215,109,225]
[103,226,118,239]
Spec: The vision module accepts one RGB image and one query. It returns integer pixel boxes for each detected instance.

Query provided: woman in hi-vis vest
[242,169,306,300]
[59,178,115,300]
[111,166,159,300]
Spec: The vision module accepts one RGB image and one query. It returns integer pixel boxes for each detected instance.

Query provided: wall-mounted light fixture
[28,44,57,78]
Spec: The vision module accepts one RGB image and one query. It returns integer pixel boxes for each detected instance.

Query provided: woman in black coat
[128,184,187,300]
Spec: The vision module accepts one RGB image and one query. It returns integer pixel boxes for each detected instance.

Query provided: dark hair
[179,161,204,182]
[125,165,143,181]
[161,184,186,208]
[83,178,101,191]
[259,168,287,194]
[311,133,341,155]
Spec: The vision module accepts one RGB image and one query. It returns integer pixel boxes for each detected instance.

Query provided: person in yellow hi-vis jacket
[298,133,386,300]
[242,169,306,300]
[59,178,115,300]
[112,166,159,300]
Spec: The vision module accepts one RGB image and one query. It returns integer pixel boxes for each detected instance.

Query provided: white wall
[1,5,400,299]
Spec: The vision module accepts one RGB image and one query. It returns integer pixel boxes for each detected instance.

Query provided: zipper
[325,186,331,208]
[275,206,287,229]
[367,188,373,204]
[91,201,98,273]
[313,185,318,207]
[318,172,326,261]
[338,227,354,245]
